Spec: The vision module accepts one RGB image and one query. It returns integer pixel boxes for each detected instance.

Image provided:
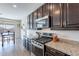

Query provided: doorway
[0,24,15,47]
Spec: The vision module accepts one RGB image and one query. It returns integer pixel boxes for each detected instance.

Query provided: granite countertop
[45,39,79,56]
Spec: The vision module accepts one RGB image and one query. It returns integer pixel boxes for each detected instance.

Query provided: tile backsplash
[40,30,79,42]
[26,29,79,41]
[27,29,79,42]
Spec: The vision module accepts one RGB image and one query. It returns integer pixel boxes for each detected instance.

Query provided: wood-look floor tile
[0,39,30,56]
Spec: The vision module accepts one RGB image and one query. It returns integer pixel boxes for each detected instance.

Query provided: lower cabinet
[23,38,31,52]
[44,46,70,56]
[23,38,27,48]
[26,38,31,51]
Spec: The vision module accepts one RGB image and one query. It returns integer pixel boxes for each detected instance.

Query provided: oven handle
[32,43,44,49]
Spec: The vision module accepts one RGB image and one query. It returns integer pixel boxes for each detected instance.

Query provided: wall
[0,18,21,40]
[26,4,79,42]
[35,29,79,42]
[21,17,27,40]
[26,29,79,42]
[25,3,79,42]
[21,3,44,39]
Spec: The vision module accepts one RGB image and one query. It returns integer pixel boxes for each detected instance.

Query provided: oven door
[31,44,43,56]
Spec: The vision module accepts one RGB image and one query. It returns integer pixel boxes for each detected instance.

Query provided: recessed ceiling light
[13,5,17,8]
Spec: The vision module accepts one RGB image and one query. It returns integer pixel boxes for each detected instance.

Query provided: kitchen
[23,3,79,56]
[0,3,79,56]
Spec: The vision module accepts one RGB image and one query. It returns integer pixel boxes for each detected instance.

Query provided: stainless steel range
[31,32,53,56]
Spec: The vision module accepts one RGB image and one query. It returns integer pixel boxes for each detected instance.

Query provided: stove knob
[33,41,34,43]
[38,44,40,46]
[38,44,39,45]
[35,42,37,44]
[34,42,36,44]
[38,43,40,45]
[40,45,41,46]
[32,41,34,43]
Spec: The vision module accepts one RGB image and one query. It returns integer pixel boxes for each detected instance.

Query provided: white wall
[21,4,44,39]
[21,3,44,39]
[21,17,27,40]
[0,18,21,40]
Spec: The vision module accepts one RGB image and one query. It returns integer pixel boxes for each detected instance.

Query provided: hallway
[0,39,30,56]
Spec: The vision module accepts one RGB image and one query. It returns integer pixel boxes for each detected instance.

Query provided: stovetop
[33,37,52,44]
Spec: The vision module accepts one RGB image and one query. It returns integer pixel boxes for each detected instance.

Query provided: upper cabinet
[66,3,79,28]
[37,6,43,18]
[27,15,30,29]
[51,3,79,30]
[27,3,79,30]
[51,3,63,29]
[33,10,38,20]
[32,10,38,29]
[29,14,33,29]
[42,3,49,17]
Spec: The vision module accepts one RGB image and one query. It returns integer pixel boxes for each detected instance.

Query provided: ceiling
[0,3,43,20]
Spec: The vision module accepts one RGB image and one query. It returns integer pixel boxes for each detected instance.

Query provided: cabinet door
[48,3,53,16]
[27,40,29,51]
[29,14,33,29]
[23,38,26,48]
[33,10,38,20]
[45,46,70,56]
[66,3,79,28]
[42,3,49,17]
[37,6,42,18]
[52,3,62,28]
[26,39,31,51]
[27,15,30,29]
[32,11,38,29]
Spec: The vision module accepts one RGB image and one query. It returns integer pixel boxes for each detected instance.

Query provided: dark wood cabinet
[48,3,53,16]
[23,38,26,48]
[23,36,31,52]
[45,46,70,56]
[37,7,43,18]
[32,10,38,29]
[33,10,38,20]
[27,13,34,29]
[27,15,30,29]
[27,3,79,30]
[51,3,79,30]
[29,14,33,29]
[26,38,31,51]
[51,3,63,29]
[42,3,49,17]
[27,12,37,29]
[66,3,79,28]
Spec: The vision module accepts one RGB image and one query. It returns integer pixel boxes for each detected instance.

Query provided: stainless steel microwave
[35,16,51,30]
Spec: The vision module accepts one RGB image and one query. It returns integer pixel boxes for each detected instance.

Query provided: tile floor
[0,39,30,56]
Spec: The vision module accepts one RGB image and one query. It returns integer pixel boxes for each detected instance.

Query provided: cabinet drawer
[45,46,70,56]
[45,52,55,56]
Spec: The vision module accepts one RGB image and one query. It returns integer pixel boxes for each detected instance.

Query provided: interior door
[0,24,15,46]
